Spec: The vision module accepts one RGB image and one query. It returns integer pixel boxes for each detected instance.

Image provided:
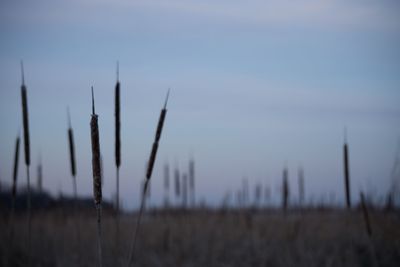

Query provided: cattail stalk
[344,128,351,208]
[115,62,121,247]
[20,61,32,266]
[127,89,169,266]
[90,87,102,267]
[9,134,20,240]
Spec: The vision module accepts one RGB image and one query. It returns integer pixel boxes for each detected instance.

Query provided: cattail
[114,62,122,251]
[67,108,77,198]
[20,61,32,266]
[115,62,121,209]
[90,86,102,267]
[182,173,188,209]
[343,128,351,208]
[127,89,170,266]
[189,158,195,207]
[360,192,372,237]
[282,167,289,211]
[298,166,305,207]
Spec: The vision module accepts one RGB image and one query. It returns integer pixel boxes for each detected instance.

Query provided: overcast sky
[1,0,399,210]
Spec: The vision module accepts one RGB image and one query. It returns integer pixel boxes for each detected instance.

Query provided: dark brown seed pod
[90,87,102,205]
[68,128,76,177]
[21,62,30,166]
[145,89,169,181]
[146,143,158,179]
[67,108,76,177]
[115,80,121,167]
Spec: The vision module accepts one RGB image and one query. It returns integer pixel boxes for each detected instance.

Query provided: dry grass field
[1,208,399,267]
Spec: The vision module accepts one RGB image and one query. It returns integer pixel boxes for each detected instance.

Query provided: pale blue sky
[1,0,399,209]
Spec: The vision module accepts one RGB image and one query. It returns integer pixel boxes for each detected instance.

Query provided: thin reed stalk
[20,61,32,266]
[127,89,170,266]
[9,134,20,241]
[90,86,103,267]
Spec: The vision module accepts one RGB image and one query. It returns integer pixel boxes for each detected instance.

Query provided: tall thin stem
[96,204,103,267]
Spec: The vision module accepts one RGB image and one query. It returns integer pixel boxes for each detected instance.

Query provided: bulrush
[90,86,103,267]
[20,61,32,266]
[127,89,170,266]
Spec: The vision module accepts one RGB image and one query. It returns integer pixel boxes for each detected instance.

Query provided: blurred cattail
[20,62,30,167]
[115,62,121,219]
[343,128,351,208]
[360,192,372,237]
[90,86,102,267]
[67,107,77,198]
[282,167,289,211]
[127,89,170,266]
[174,167,180,199]
[298,166,305,207]
[189,158,195,207]
[182,173,188,209]
[20,61,32,265]
[164,163,170,207]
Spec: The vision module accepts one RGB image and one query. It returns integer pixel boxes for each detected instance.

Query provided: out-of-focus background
[1,0,399,210]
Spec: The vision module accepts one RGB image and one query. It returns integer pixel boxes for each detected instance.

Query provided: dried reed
[343,128,351,208]
[20,61,32,266]
[282,167,289,212]
[115,62,121,248]
[127,89,169,266]
[90,86,103,267]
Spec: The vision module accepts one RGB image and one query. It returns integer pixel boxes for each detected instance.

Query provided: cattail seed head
[115,79,121,167]
[145,89,169,180]
[90,87,102,205]
[68,128,76,177]
[20,61,30,166]
[67,108,76,177]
